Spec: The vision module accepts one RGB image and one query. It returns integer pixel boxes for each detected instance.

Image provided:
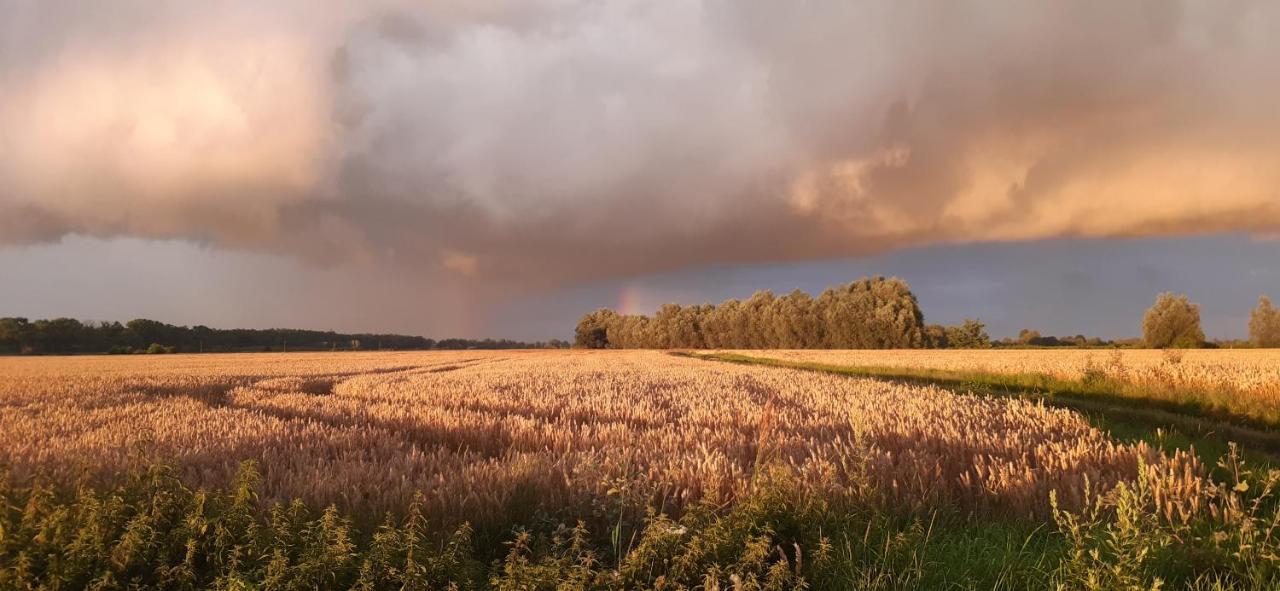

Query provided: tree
[570,277,926,349]
[574,309,619,349]
[773,290,816,348]
[32,318,88,353]
[125,318,179,350]
[0,317,482,355]
[819,277,925,349]
[674,304,710,348]
[945,319,990,349]
[0,317,31,354]
[705,299,746,348]
[1017,329,1041,345]
[923,325,948,349]
[1142,292,1204,349]
[1250,296,1280,348]
[742,291,776,348]
[650,303,683,349]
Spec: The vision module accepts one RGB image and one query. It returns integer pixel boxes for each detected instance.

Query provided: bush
[1051,446,1280,590]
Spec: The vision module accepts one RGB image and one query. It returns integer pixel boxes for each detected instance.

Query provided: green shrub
[1051,446,1280,590]
[0,464,838,590]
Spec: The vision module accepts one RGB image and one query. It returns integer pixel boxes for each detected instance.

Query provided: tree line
[576,277,945,349]
[575,278,1280,350]
[0,317,569,355]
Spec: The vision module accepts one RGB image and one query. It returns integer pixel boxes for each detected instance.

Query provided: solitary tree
[1250,296,1280,348]
[1142,293,1204,348]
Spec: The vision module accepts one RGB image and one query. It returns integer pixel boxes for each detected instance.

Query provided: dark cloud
[2,0,1279,287]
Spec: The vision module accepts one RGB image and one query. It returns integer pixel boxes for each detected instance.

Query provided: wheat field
[0,350,1177,525]
[731,349,1280,395]
[723,349,1280,424]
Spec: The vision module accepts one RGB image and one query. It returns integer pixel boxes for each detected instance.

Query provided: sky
[2,1,1279,341]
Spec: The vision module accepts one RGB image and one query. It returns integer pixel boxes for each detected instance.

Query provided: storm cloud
[3,0,1279,286]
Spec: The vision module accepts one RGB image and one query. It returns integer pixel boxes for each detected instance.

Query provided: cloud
[2,0,1279,286]
[440,249,479,276]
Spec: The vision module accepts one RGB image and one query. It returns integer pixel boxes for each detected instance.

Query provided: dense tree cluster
[1006,329,1111,348]
[575,277,928,349]
[0,317,568,355]
[943,319,991,349]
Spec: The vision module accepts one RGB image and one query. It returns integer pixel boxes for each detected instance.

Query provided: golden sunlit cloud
[440,249,479,277]
[2,0,1278,285]
[0,14,330,243]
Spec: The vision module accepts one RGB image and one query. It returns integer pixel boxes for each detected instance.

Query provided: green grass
[686,352,1280,462]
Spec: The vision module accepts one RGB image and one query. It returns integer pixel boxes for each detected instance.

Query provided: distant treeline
[1002,330,1122,348]
[570,274,1118,350]
[576,277,934,349]
[0,317,569,355]
[576,277,1280,350]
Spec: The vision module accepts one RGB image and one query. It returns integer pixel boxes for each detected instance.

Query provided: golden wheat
[734,349,1280,389]
[732,349,1280,419]
[0,350,1166,524]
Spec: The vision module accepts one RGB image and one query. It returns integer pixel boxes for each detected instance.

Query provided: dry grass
[0,350,1167,526]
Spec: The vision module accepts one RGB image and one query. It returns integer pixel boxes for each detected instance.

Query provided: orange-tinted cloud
[2,0,1278,285]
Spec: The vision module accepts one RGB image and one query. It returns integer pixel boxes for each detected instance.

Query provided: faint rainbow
[617,284,643,315]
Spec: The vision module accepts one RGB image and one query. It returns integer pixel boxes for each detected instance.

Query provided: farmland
[724,349,1280,399]
[2,350,1279,589]
[0,351,1157,520]
[709,349,1280,428]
